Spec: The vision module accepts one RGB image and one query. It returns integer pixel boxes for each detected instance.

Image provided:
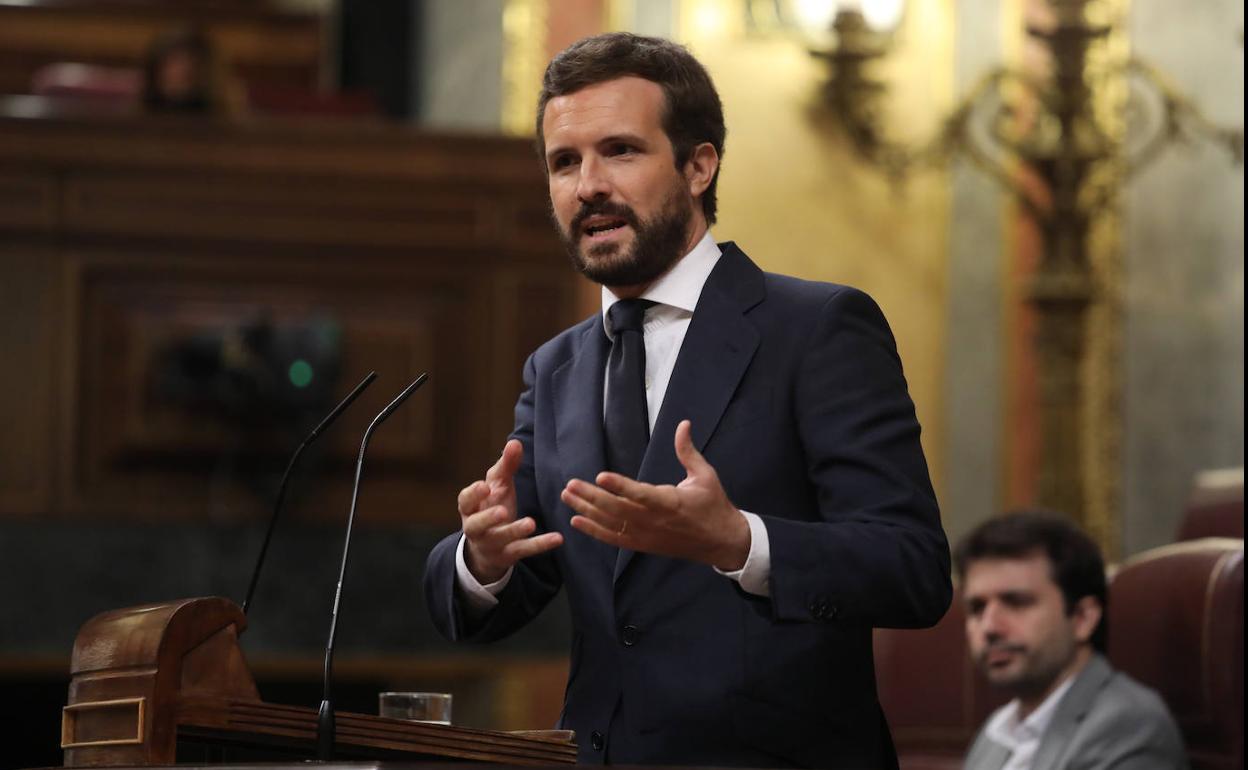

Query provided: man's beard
[555,185,693,288]
[976,636,1076,700]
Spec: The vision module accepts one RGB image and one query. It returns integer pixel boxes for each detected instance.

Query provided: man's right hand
[458,439,563,585]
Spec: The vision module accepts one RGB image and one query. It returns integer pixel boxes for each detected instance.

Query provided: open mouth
[581,216,629,238]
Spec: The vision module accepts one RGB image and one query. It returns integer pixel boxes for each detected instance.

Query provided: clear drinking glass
[378,691,452,725]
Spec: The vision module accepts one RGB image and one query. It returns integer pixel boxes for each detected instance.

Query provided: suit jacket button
[621,624,639,646]
[591,731,605,751]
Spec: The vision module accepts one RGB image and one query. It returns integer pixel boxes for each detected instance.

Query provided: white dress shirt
[981,673,1078,770]
[455,231,772,611]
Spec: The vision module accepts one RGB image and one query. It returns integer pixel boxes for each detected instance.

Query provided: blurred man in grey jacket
[958,511,1185,770]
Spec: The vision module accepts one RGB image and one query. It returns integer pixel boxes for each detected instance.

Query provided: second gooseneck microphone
[316,372,429,761]
[242,371,378,615]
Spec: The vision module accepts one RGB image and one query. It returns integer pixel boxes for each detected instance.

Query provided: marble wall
[416,0,505,130]
[941,0,1008,546]
[1121,0,1245,553]
[930,0,1244,554]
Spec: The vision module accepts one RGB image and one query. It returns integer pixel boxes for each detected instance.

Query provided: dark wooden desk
[60,598,577,766]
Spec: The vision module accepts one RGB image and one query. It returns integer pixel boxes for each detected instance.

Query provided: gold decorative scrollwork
[502,0,549,136]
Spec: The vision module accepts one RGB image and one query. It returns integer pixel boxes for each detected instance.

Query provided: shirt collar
[984,672,1079,751]
[601,231,721,337]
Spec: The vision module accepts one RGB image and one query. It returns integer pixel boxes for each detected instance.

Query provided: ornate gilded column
[1020,0,1116,536]
[808,0,1239,553]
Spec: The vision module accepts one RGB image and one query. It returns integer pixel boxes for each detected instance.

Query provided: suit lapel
[967,738,1012,770]
[613,244,764,583]
[984,743,1013,770]
[552,319,610,499]
[1031,654,1113,770]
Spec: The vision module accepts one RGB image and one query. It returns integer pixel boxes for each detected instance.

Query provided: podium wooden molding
[61,597,576,766]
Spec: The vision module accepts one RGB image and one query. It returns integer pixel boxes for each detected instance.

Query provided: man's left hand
[562,419,750,570]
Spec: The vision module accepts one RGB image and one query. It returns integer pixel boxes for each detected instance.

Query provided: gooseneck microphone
[316,372,429,761]
[242,371,378,615]
[240,369,376,616]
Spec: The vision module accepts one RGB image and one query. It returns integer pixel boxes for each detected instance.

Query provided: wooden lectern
[60,598,576,766]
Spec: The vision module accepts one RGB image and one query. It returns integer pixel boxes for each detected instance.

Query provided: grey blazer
[964,654,1187,770]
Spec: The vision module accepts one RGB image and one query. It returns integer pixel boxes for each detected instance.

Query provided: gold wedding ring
[618,521,628,536]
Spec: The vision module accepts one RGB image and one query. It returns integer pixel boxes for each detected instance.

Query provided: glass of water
[378,691,452,725]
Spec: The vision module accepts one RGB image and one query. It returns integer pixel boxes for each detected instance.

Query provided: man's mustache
[569,201,640,238]
[978,641,1027,662]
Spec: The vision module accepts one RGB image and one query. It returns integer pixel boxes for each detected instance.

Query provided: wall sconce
[804,0,1242,181]
[789,0,904,38]
[746,0,902,44]
[795,0,1243,536]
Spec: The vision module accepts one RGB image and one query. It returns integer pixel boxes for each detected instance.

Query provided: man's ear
[683,142,719,199]
[1070,596,1103,645]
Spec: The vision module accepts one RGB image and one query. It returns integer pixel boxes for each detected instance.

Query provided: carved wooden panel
[0,171,59,517]
[0,101,581,525]
[62,174,488,248]
[0,171,56,231]
[57,248,578,524]
[0,246,59,515]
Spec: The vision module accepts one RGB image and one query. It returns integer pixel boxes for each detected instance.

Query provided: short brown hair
[536,32,726,224]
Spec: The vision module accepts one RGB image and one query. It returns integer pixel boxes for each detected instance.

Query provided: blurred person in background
[958,510,1185,770]
[142,26,244,115]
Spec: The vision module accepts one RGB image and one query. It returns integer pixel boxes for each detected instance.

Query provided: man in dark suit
[958,511,1185,770]
[424,32,951,767]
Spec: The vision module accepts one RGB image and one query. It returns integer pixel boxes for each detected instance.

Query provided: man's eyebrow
[599,133,648,147]
[1000,590,1033,600]
[545,133,651,162]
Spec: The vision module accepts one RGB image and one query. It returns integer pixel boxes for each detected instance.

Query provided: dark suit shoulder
[716,240,880,314]
[527,312,601,371]
[762,271,888,319]
[752,271,901,364]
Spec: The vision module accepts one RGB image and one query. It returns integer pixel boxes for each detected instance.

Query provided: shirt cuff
[455,534,513,614]
[713,511,771,597]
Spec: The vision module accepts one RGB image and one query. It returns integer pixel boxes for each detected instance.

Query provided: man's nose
[576,157,611,202]
[979,602,1007,635]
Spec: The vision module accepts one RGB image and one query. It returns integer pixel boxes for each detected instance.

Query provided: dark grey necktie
[604,299,654,478]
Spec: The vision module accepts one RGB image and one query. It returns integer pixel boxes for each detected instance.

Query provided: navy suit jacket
[425,243,951,767]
